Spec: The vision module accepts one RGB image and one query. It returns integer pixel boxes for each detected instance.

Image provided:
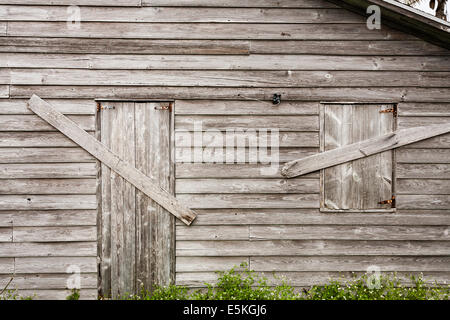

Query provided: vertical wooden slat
[379,104,394,206]
[99,103,111,298]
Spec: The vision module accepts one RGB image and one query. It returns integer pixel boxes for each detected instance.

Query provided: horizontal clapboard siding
[0,1,448,299]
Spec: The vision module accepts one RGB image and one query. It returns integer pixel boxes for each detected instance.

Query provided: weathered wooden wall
[0,0,449,299]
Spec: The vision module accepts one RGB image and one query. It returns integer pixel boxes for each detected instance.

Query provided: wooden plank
[15,289,97,300]
[176,194,319,209]
[177,209,450,226]
[397,163,450,178]
[401,134,450,148]
[397,179,450,195]
[175,100,318,115]
[0,212,12,227]
[398,116,450,129]
[397,195,450,210]
[0,148,94,163]
[143,0,339,7]
[0,227,12,242]
[0,242,96,257]
[175,163,318,179]
[176,240,450,256]
[176,257,249,272]
[11,86,450,103]
[176,115,318,131]
[13,226,97,242]
[176,131,318,148]
[7,22,413,40]
[8,54,446,71]
[282,123,450,178]
[13,210,96,227]
[0,114,94,131]
[396,148,450,163]
[0,85,8,98]
[15,257,97,274]
[250,256,450,272]
[398,103,450,117]
[176,147,317,164]
[0,99,95,115]
[0,258,13,274]
[0,7,363,23]
[0,132,83,147]
[1,273,97,290]
[0,0,141,5]
[249,225,450,241]
[0,163,96,179]
[176,178,319,194]
[0,38,250,55]
[250,40,450,55]
[28,95,196,225]
[176,226,249,240]
[0,22,5,36]
[9,69,450,87]
[0,195,96,210]
[0,179,96,194]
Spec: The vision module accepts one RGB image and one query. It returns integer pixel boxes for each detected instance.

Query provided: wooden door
[321,104,395,212]
[97,101,174,299]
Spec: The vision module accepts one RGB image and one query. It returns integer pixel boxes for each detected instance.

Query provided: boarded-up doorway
[96,101,174,299]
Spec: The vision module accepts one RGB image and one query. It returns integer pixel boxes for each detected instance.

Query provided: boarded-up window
[320,103,396,212]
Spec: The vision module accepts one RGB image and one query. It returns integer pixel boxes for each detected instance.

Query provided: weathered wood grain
[175,163,317,178]
[0,7,363,23]
[0,227,12,242]
[397,195,450,210]
[176,178,319,194]
[283,123,450,178]
[175,209,450,226]
[398,116,450,129]
[0,85,9,98]
[12,210,96,227]
[249,225,449,241]
[177,226,249,241]
[250,40,450,55]
[7,22,413,40]
[176,257,249,272]
[0,38,250,55]
[176,194,319,209]
[0,0,140,5]
[176,131,318,148]
[0,212,12,227]
[143,0,339,8]
[176,115,318,131]
[396,148,450,163]
[5,53,445,71]
[9,69,450,87]
[28,95,196,225]
[10,86,450,103]
[0,195,96,210]
[0,242,96,257]
[13,226,97,242]
[397,103,450,117]
[0,163,96,178]
[0,99,95,115]
[0,258,13,274]
[0,148,94,163]
[176,240,450,256]
[397,179,450,195]
[250,256,450,272]
[15,257,97,274]
[15,289,97,300]
[1,273,97,290]
[397,163,450,178]
[0,114,94,131]
[0,179,96,194]
[175,100,318,115]
[0,132,96,147]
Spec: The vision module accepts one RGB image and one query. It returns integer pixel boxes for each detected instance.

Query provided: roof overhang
[328,0,450,49]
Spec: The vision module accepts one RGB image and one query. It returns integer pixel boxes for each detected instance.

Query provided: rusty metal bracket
[379,105,397,117]
[154,103,172,112]
[379,195,396,207]
[97,103,115,112]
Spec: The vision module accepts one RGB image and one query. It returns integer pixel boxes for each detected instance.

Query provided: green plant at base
[66,288,81,300]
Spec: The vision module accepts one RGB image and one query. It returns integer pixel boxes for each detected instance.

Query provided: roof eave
[328,0,450,50]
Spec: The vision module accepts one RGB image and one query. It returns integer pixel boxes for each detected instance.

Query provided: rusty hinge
[154,103,172,112]
[379,105,397,117]
[96,103,115,112]
[379,195,396,207]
